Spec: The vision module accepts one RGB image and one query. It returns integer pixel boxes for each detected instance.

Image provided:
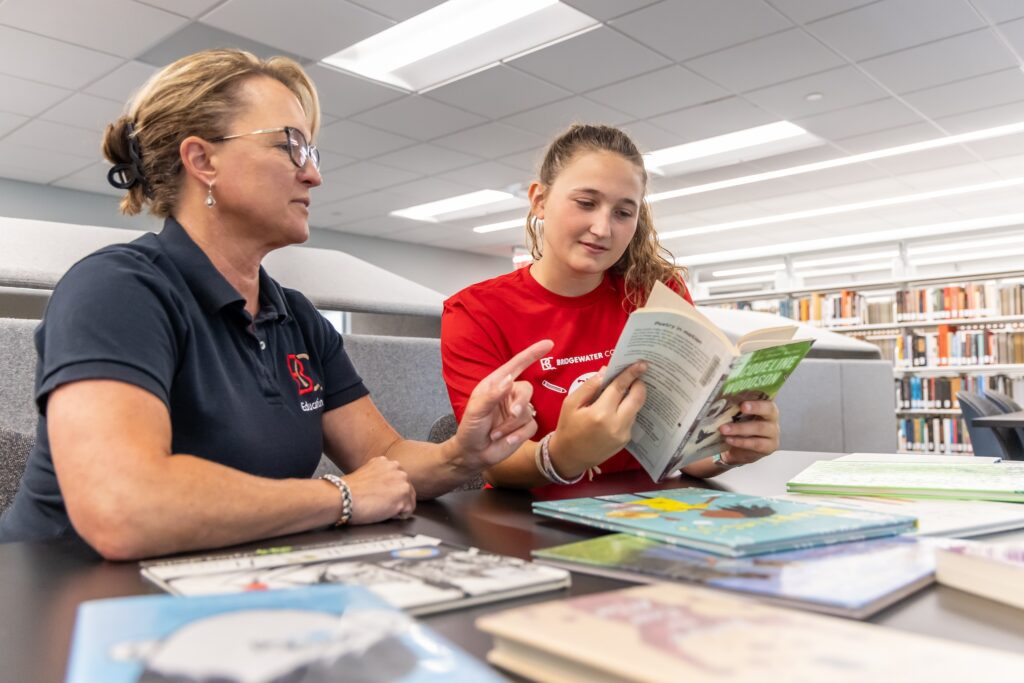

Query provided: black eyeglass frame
[209,126,320,171]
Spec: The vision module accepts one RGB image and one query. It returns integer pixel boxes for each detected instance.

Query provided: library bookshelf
[697,271,1024,455]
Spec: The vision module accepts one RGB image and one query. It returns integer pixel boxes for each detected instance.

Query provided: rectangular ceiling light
[392,190,522,222]
[710,263,786,278]
[797,262,895,278]
[320,0,598,92]
[644,122,822,176]
[908,233,1024,256]
[910,245,1024,267]
[473,218,524,234]
[793,250,899,269]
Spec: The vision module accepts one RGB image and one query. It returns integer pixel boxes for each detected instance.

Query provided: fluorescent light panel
[392,190,515,222]
[711,263,786,277]
[793,250,899,269]
[320,0,598,92]
[644,122,821,176]
[798,262,895,278]
[473,218,523,234]
[705,274,777,287]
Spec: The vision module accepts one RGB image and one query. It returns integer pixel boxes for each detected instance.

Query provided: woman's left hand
[453,339,554,469]
[718,400,780,466]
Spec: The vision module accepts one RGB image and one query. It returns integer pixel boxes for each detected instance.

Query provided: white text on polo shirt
[301,398,324,412]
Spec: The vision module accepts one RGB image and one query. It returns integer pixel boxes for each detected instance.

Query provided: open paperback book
[477,582,1024,683]
[65,585,503,683]
[602,281,813,481]
[140,533,569,615]
[533,533,935,619]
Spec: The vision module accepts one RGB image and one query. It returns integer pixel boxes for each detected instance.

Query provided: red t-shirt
[441,266,692,491]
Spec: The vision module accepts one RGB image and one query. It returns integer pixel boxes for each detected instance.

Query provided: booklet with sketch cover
[531,488,916,557]
[65,584,504,683]
[140,533,569,615]
[533,533,934,619]
[602,281,813,481]
[476,582,1024,683]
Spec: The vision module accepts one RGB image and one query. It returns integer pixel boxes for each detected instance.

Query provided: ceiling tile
[332,215,423,237]
[311,171,365,204]
[0,26,123,89]
[315,190,417,224]
[649,97,777,141]
[807,0,985,61]
[935,98,1024,134]
[796,98,924,141]
[135,0,225,19]
[509,26,671,93]
[352,96,486,141]
[40,93,124,132]
[0,73,71,116]
[0,140,95,183]
[318,150,359,173]
[376,144,482,175]
[560,0,661,21]
[501,96,631,137]
[5,119,104,159]
[685,28,845,93]
[136,22,304,67]
[316,119,415,159]
[903,68,1024,120]
[831,121,945,153]
[610,0,791,62]
[973,0,1024,23]
[201,0,392,61]
[860,29,1017,94]
[866,145,979,176]
[895,161,1002,191]
[426,65,571,119]
[432,122,547,158]
[767,0,876,24]
[84,60,159,102]
[51,161,123,196]
[965,132,1024,161]
[306,64,406,119]
[346,0,445,21]
[320,161,421,191]
[387,177,479,204]
[742,66,889,120]
[438,161,527,189]
[0,111,28,137]
[617,120,681,152]
[586,66,728,119]
[499,147,547,173]
[0,0,188,58]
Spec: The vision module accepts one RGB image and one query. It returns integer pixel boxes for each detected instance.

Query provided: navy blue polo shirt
[0,217,368,542]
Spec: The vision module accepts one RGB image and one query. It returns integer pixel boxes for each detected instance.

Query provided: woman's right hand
[547,361,648,478]
[342,456,417,524]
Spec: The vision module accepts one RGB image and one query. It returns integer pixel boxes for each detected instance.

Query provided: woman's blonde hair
[101,48,321,217]
[525,124,684,307]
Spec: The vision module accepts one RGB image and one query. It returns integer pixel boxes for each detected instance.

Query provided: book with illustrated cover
[786,459,1024,502]
[531,488,916,557]
[476,582,1024,683]
[533,533,934,619]
[602,281,813,481]
[65,585,503,683]
[140,533,569,615]
[935,540,1024,610]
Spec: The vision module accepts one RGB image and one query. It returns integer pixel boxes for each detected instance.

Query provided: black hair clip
[107,122,153,197]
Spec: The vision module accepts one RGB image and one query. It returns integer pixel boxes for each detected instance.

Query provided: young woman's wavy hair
[525,123,685,307]
[101,48,320,217]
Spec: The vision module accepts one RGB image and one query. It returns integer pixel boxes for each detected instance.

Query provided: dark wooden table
[2,451,1024,682]
[972,410,1024,428]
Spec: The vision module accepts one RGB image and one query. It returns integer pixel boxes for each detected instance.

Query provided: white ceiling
[4,0,1024,270]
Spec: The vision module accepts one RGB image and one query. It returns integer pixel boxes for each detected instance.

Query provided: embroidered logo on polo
[286,354,323,414]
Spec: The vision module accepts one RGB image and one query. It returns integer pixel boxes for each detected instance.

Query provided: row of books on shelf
[864,327,1024,367]
[893,374,1024,409]
[67,457,1024,682]
[898,416,972,454]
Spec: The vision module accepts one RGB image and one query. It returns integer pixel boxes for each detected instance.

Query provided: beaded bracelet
[320,473,353,526]
[534,432,586,485]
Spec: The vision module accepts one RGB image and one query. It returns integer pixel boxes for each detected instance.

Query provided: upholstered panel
[775,359,844,453]
[0,427,33,512]
[840,361,899,453]
[0,318,38,435]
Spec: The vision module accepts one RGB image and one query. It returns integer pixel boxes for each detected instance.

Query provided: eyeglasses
[209,126,320,171]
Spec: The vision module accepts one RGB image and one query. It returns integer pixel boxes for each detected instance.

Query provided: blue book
[64,584,503,683]
[532,487,917,557]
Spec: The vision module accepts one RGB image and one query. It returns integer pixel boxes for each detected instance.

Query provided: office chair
[0,427,33,513]
[958,391,1023,460]
[429,413,484,491]
[977,389,1024,461]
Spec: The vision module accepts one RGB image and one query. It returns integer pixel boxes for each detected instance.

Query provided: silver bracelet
[712,452,739,470]
[320,473,353,526]
[535,432,585,485]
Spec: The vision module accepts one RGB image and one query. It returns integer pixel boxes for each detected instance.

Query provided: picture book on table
[140,533,569,615]
[477,582,1024,683]
[533,533,934,619]
[531,487,917,557]
[65,584,504,683]
[601,280,813,481]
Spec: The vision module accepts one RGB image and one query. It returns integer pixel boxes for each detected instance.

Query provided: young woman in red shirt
[442,124,780,491]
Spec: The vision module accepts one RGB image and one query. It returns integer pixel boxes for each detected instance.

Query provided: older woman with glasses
[0,49,549,559]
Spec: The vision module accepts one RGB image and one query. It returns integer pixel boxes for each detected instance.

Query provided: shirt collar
[157,217,290,322]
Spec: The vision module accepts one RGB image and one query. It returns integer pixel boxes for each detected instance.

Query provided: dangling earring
[205,182,216,208]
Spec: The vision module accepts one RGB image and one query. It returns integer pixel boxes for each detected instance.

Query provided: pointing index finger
[491,339,554,384]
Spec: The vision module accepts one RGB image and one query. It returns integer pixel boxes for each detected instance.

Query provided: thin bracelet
[320,473,353,526]
[712,452,739,470]
[535,432,586,485]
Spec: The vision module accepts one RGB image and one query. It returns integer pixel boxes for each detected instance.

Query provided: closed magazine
[141,533,569,615]
[533,533,933,619]
[786,459,1024,502]
[531,488,916,557]
[601,281,813,481]
[65,585,503,683]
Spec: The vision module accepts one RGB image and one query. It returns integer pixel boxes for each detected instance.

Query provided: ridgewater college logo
[286,353,321,396]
